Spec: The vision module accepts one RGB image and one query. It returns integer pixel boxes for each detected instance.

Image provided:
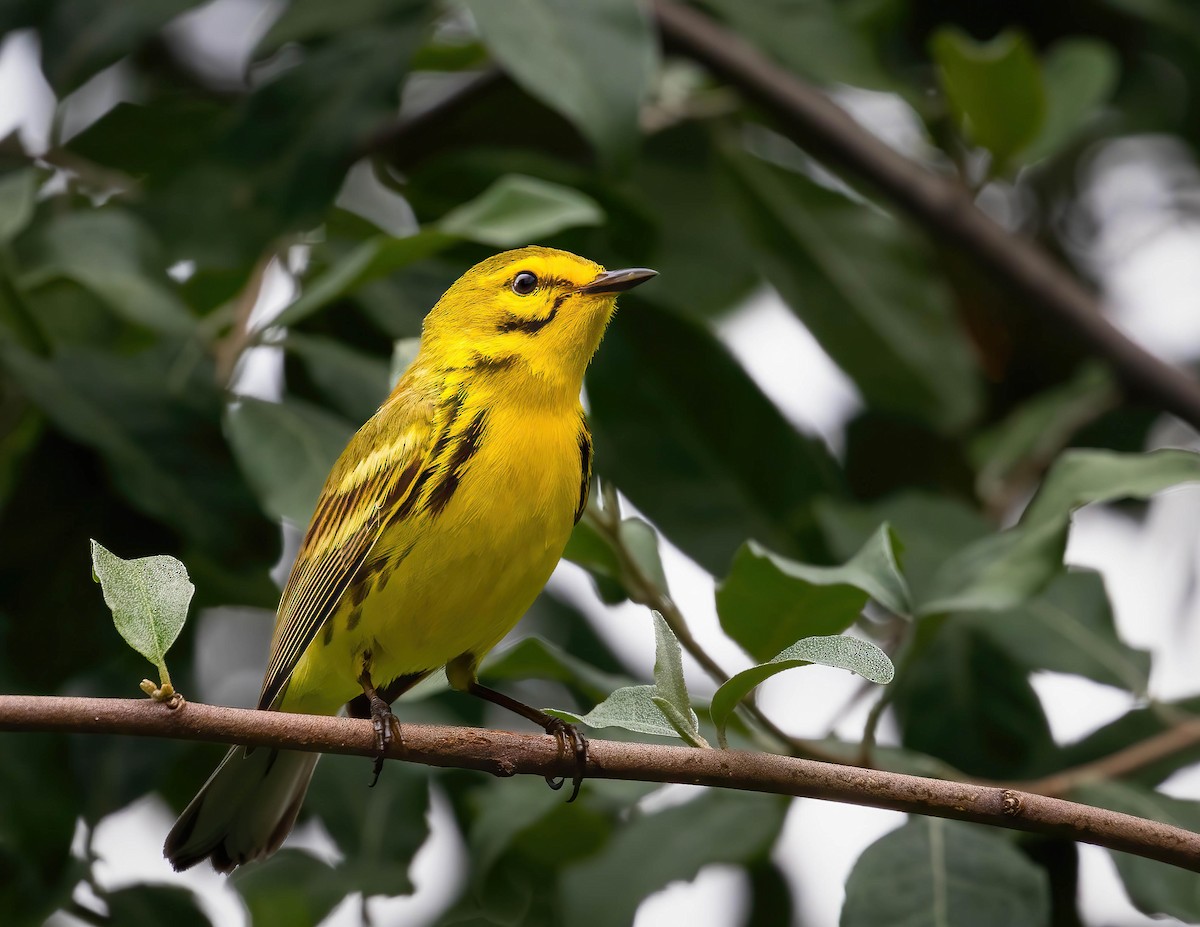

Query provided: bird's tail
[163,746,319,872]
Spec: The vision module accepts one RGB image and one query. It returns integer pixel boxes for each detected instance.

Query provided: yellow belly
[280,402,582,714]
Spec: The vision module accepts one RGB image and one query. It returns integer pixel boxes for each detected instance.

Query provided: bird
[163,246,656,872]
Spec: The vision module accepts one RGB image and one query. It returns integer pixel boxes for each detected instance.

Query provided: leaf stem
[584,503,846,764]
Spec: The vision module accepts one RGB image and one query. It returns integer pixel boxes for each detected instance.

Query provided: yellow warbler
[165,246,656,872]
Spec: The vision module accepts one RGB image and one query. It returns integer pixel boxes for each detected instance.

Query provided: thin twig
[1018,717,1200,799]
[3,695,1199,873]
[585,505,869,765]
[652,0,1200,433]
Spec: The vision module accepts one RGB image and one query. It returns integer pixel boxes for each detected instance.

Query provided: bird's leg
[357,658,403,787]
[463,678,590,802]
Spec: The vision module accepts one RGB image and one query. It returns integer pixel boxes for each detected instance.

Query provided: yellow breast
[282,397,586,713]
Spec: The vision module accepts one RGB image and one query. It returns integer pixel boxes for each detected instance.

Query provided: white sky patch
[716,288,862,455]
[0,31,54,152]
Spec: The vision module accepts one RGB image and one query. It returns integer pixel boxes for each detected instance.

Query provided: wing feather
[257,389,436,710]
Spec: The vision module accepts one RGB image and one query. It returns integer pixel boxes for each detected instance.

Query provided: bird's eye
[511,271,538,296]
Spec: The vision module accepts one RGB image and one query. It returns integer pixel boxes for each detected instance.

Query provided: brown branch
[1019,717,1200,799]
[2,695,1199,873]
[652,0,1200,434]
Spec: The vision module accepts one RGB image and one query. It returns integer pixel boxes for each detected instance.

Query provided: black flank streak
[346,606,363,631]
[322,621,335,646]
[575,425,593,524]
[498,306,557,334]
[426,410,488,516]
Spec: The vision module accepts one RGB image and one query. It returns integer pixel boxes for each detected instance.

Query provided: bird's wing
[257,386,439,710]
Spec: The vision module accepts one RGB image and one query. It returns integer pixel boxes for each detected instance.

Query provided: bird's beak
[578,267,658,295]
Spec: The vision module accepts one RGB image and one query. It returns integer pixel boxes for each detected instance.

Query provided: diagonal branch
[652,0,1200,433]
[2,694,1198,873]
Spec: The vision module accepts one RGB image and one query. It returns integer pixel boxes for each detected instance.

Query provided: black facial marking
[497,307,557,334]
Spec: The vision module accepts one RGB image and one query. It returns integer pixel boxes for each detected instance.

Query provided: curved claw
[544,718,589,802]
[367,696,403,788]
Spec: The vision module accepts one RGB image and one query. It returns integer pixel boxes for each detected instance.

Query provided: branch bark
[652,0,1200,434]
[3,694,1199,873]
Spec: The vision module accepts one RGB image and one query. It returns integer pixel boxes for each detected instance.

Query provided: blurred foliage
[1,0,1200,925]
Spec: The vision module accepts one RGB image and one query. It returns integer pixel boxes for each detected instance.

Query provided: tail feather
[164,746,319,873]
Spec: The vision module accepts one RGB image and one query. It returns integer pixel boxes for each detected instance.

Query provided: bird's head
[418,246,656,401]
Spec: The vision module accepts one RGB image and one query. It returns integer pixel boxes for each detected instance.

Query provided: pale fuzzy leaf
[651,612,692,726]
[547,684,680,738]
[91,540,194,676]
[711,635,894,748]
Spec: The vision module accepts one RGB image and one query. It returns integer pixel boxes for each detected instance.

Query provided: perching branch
[2,694,1199,873]
[652,0,1200,434]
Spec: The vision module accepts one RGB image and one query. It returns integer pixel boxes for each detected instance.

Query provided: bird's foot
[542,717,589,802]
[367,693,403,788]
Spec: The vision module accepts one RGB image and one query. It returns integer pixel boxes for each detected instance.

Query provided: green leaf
[970,363,1118,506]
[1050,695,1200,788]
[697,0,894,90]
[817,493,990,606]
[90,540,194,678]
[711,635,894,748]
[438,174,604,247]
[550,614,706,745]
[103,884,212,927]
[561,790,788,927]
[274,175,604,330]
[961,570,1150,693]
[272,230,455,329]
[463,0,657,165]
[285,333,391,423]
[563,514,667,604]
[587,301,844,574]
[0,169,39,245]
[1023,39,1120,163]
[34,0,208,94]
[724,152,981,431]
[717,523,909,662]
[563,517,628,604]
[1075,781,1200,922]
[931,28,1046,169]
[20,210,196,335]
[841,817,1051,927]
[922,449,1200,615]
[630,125,760,320]
[650,612,704,745]
[225,397,355,526]
[232,850,344,927]
[305,755,430,897]
[481,636,632,705]
[547,684,680,738]
[892,624,1055,778]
